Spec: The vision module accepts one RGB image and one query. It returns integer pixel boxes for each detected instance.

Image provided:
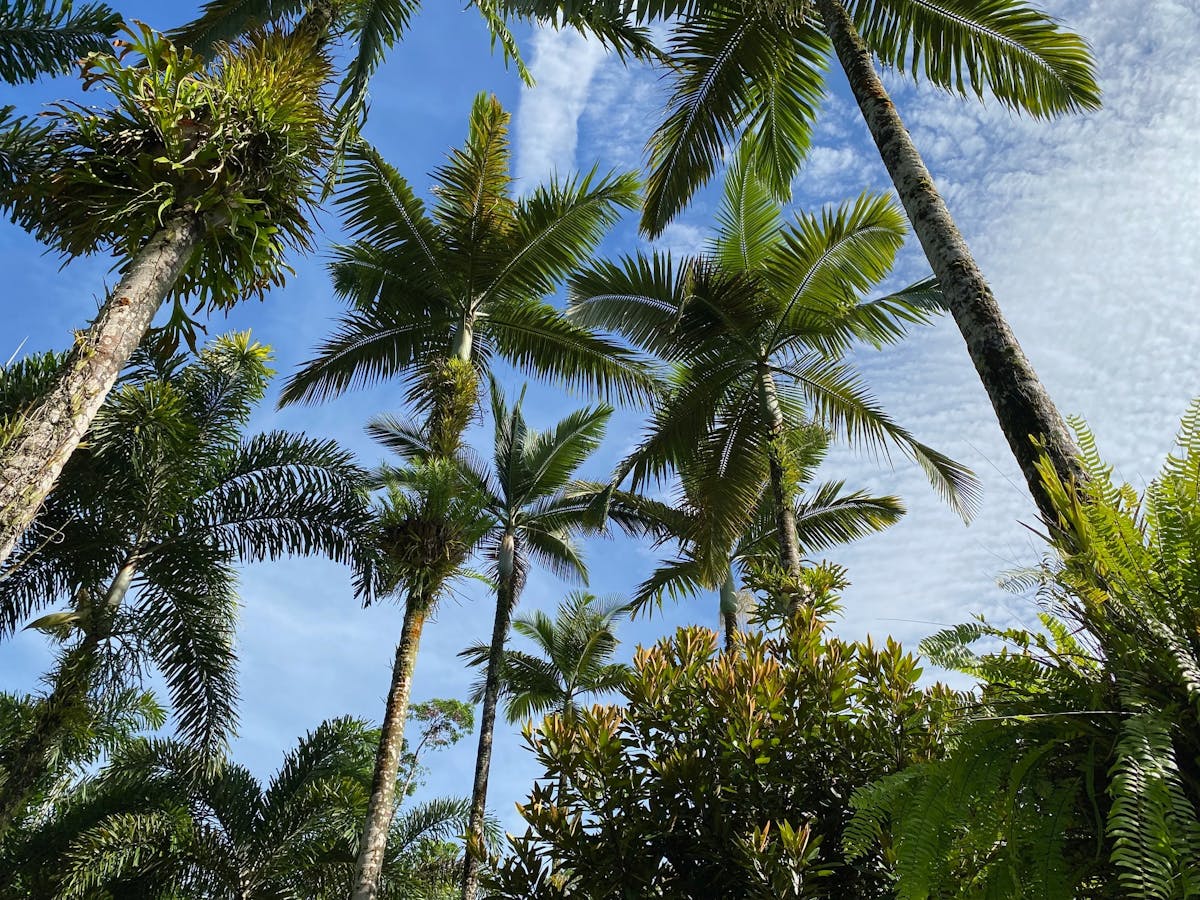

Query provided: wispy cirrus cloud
[514,27,609,187]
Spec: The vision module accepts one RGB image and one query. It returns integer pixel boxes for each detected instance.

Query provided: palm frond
[484,297,657,406]
[632,555,709,613]
[431,92,516,266]
[641,4,826,236]
[335,143,450,295]
[366,413,434,462]
[484,166,639,304]
[568,251,689,356]
[135,554,239,761]
[774,355,979,519]
[518,404,612,504]
[790,481,904,551]
[765,191,909,338]
[710,141,783,273]
[333,0,422,141]
[520,524,587,585]
[171,431,372,568]
[0,0,121,84]
[168,0,303,60]
[846,0,1101,118]
[279,301,453,406]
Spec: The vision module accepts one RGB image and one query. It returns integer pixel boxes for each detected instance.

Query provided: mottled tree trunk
[814,0,1083,523]
[352,598,430,900]
[461,534,517,900]
[0,213,203,568]
[759,369,803,589]
[0,559,136,836]
[294,0,336,44]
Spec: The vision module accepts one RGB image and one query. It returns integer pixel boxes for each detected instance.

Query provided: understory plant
[848,404,1200,898]
[486,566,957,898]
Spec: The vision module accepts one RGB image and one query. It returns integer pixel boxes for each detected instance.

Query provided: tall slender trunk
[351,596,430,900]
[450,317,475,363]
[758,368,803,585]
[461,532,516,900]
[555,693,572,803]
[814,0,1083,524]
[0,213,204,568]
[719,568,739,649]
[0,558,136,836]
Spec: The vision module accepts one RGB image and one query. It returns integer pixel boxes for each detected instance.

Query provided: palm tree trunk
[0,558,136,836]
[294,0,336,44]
[719,569,739,649]
[813,0,1083,524]
[758,368,803,582]
[461,534,517,900]
[0,212,204,568]
[352,595,430,900]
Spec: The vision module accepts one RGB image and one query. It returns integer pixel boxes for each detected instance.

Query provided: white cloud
[814,0,1200,646]
[514,27,609,187]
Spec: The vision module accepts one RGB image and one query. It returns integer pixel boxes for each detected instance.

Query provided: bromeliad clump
[15,23,330,318]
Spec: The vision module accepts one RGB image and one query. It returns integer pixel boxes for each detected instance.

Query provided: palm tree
[625,0,1100,521]
[0,334,372,836]
[351,460,493,900]
[7,717,478,898]
[461,591,628,804]
[278,92,652,428]
[570,149,976,602]
[461,591,630,725]
[633,425,903,646]
[372,381,621,899]
[0,25,331,567]
[279,94,647,900]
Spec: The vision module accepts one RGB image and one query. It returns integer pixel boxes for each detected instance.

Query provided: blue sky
[2,0,1199,833]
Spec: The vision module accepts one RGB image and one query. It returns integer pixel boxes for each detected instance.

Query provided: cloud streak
[514,27,609,187]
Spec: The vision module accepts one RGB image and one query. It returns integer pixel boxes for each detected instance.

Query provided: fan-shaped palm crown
[461,591,630,724]
[0,334,372,758]
[280,93,653,417]
[571,149,977,580]
[22,717,475,898]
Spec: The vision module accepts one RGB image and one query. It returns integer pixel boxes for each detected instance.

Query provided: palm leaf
[168,0,303,60]
[568,251,690,355]
[333,0,422,138]
[641,4,769,237]
[335,143,450,295]
[278,302,453,406]
[846,0,1101,118]
[773,355,979,519]
[764,191,910,339]
[483,166,639,304]
[710,141,783,273]
[135,555,239,761]
[518,404,612,504]
[484,297,657,406]
[0,0,121,84]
